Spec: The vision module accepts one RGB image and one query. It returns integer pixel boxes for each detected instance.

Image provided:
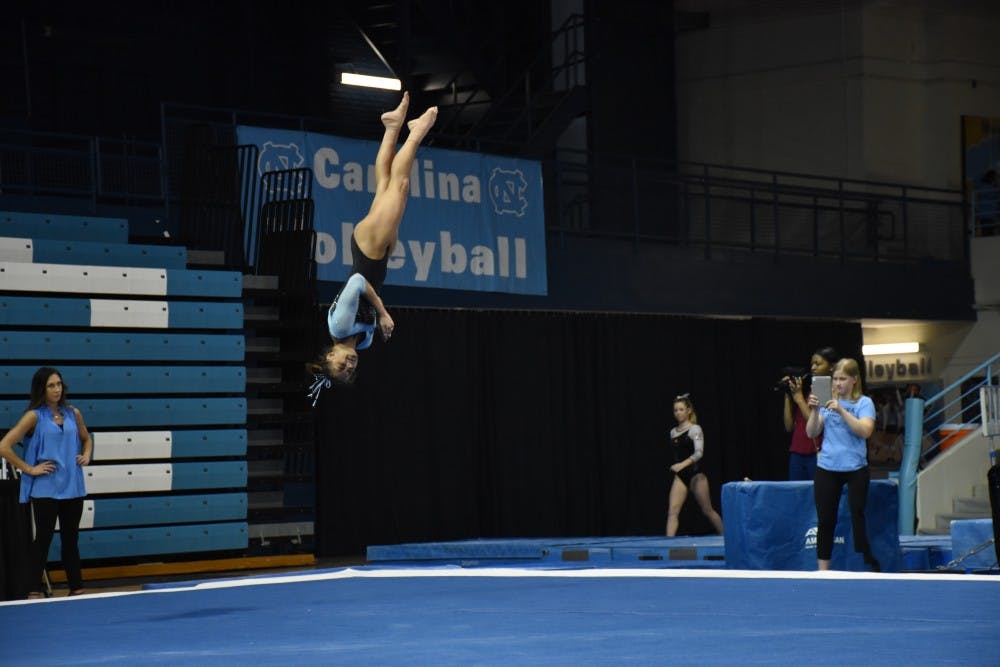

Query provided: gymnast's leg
[690,473,724,534]
[666,476,688,537]
[353,95,438,261]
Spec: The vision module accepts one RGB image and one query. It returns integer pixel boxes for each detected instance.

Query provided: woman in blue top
[806,358,878,571]
[0,367,92,597]
[308,92,438,398]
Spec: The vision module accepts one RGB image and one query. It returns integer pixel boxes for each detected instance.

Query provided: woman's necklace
[50,407,64,426]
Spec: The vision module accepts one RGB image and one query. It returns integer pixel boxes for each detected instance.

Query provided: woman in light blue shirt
[0,367,92,597]
[309,92,438,401]
[806,358,878,571]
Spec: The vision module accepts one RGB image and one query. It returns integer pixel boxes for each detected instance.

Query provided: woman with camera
[666,394,724,536]
[782,346,838,480]
[806,358,879,571]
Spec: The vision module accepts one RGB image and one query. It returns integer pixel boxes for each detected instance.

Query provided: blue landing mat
[369,536,724,569]
[369,535,958,572]
[4,568,999,665]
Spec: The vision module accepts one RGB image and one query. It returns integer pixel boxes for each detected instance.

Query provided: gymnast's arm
[328,274,367,339]
[805,394,824,438]
[363,278,394,341]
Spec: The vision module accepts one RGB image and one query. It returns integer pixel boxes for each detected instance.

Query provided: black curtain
[315,308,861,556]
[0,475,32,600]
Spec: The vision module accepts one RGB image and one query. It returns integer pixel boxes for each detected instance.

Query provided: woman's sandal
[68,589,87,597]
[26,592,45,600]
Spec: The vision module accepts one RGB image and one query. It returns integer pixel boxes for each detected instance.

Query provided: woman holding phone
[806,358,878,571]
[782,346,838,480]
[666,394,724,536]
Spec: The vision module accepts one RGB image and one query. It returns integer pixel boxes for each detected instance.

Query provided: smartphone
[812,375,832,406]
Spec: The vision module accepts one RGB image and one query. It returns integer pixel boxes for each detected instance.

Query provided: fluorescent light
[862,342,920,356]
[340,72,401,91]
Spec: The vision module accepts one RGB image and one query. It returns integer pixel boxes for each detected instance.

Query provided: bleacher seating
[0,210,249,564]
[0,236,187,269]
[1,295,243,329]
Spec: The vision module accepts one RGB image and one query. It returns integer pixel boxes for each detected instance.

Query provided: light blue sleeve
[327,273,368,340]
[858,396,877,420]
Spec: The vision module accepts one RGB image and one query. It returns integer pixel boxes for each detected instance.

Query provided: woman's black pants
[813,466,874,562]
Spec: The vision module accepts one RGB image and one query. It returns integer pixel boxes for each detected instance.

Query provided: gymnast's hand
[380,312,395,342]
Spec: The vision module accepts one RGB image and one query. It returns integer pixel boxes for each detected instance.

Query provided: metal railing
[898,351,1000,534]
[919,353,999,458]
[552,150,967,265]
[1,122,972,271]
[0,129,163,206]
[970,184,1000,236]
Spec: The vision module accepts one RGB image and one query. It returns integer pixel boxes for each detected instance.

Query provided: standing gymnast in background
[666,394,724,536]
[308,92,438,401]
[806,358,879,571]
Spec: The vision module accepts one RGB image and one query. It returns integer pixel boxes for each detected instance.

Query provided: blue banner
[236,125,548,295]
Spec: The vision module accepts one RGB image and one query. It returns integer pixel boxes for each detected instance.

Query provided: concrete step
[248,398,283,415]
[246,336,280,353]
[248,429,283,448]
[243,274,279,291]
[247,367,283,384]
[244,304,280,322]
[916,526,951,535]
[186,249,226,267]
[248,459,285,478]
[936,511,992,530]
[954,496,991,514]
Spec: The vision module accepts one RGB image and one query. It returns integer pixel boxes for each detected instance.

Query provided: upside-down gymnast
[308,92,437,403]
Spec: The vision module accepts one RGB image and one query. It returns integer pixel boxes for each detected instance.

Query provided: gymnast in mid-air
[309,92,437,403]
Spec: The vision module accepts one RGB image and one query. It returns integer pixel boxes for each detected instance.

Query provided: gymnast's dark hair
[28,367,67,411]
[813,346,840,366]
[307,345,356,387]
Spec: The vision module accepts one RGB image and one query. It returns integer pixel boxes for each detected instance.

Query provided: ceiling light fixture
[862,342,920,356]
[340,72,401,91]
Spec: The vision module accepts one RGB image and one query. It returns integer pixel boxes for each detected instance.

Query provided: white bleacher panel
[0,262,167,296]
[80,499,96,530]
[89,299,169,328]
[92,431,174,460]
[0,237,34,262]
[84,463,174,494]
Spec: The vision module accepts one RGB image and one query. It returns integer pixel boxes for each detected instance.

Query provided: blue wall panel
[0,398,247,427]
[171,429,248,457]
[0,296,92,326]
[88,494,248,528]
[0,332,245,361]
[0,212,128,243]
[49,522,249,560]
[0,296,243,329]
[32,239,186,269]
[170,461,248,489]
[167,270,243,297]
[0,366,245,395]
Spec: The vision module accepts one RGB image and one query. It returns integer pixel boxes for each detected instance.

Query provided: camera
[773,366,810,393]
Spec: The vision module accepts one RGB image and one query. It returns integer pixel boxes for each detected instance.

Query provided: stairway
[928,484,994,535]
[243,272,318,555]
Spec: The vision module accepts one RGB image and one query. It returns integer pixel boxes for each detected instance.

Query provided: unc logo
[488,167,528,217]
[259,141,305,174]
[258,141,307,196]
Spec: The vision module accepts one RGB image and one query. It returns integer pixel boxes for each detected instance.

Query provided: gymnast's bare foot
[406,106,438,143]
[381,91,409,130]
